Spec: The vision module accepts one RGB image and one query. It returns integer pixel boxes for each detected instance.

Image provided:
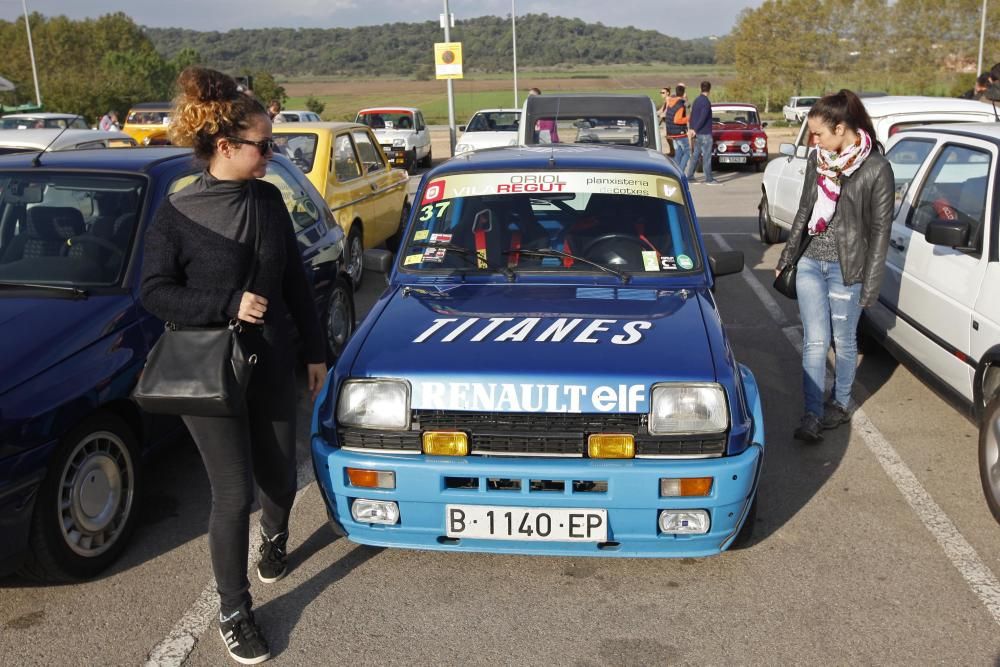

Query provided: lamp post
[22,0,42,106]
[977,0,988,76]
[512,0,519,108]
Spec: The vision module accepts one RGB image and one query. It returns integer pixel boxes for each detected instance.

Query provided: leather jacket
[778,149,895,307]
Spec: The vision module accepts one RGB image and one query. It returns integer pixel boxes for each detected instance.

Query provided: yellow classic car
[122,102,172,146]
[272,121,410,286]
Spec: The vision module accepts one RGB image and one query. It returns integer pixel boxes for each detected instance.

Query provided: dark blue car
[312,145,763,558]
[0,147,354,580]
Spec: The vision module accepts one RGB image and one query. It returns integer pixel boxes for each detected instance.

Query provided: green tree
[249,71,285,106]
[305,96,325,115]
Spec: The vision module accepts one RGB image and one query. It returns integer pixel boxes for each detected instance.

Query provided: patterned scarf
[808,128,872,235]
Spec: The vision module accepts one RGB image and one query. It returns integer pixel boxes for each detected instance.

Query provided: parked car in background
[274,110,322,123]
[273,121,410,286]
[859,123,1000,523]
[455,108,520,155]
[518,94,662,152]
[759,96,998,244]
[121,102,172,146]
[0,113,89,130]
[710,103,768,172]
[355,107,432,173]
[0,129,136,155]
[782,96,819,123]
[0,148,354,581]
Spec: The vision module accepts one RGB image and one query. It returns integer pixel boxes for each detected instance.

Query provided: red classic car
[710,103,768,171]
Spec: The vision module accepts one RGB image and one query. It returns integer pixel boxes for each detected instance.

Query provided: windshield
[402,171,700,276]
[1,117,87,130]
[530,116,647,146]
[126,110,170,125]
[357,111,414,130]
[712,109,760,126]
[0,172,146,287]
[274,132,318,173]
[466,112,520,132]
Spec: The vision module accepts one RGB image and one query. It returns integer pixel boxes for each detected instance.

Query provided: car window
[273,132,318,173]
[467,112,520,132]
[0,172,146,286]
[908,143,991,249]
[263,160,323,232]
[334,134,362,181]
[357,111,413,130]
[712,109,759,125]
[352,130,386,173]
[416,112,426,131]
[885,138,935,216]
[126,110,170,125]
[70,118,88,129]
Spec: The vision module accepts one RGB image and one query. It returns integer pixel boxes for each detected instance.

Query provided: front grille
[339,411,726,457]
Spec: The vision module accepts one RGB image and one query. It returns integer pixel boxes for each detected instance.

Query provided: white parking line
[145,460,316,666]
[711,233,1000,626]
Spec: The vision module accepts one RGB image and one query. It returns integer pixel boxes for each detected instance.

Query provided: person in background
[981,64,1000,102]
[664,84,690,173]
[99,110,119,131]
[774,89,894,443]
[959,74,990,101]
[685,80,719,185]
[528,87,560,143]
[267,99,282,121]
[657,86,672,156]
[140,66,326,664]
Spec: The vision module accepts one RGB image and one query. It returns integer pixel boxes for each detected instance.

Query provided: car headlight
[392,138,406,148]
[648,383,728,435]
[717,143,727,153]
[337,379,411,430]
[754,137,767,149]
[455,143,472,154]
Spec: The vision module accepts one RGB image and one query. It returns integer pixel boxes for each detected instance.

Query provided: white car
[355,106,432,173]
[759,96,998,244]
[782,96,819,123]
[0,128,136,154]
[273,110,322,123]
[455,108,520,155]
[0,113,89,130]
[860,123,1000,522]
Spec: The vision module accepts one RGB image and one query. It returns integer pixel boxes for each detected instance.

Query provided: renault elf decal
[416,381,647,413]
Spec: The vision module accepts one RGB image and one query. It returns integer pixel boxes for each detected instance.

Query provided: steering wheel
[61,235,125,260]
[580,234,648,264]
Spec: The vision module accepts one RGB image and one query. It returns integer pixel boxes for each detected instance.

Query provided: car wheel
[979,392,1000,524]
[21,413,141,581]
[420,145,433,168]
[758,192,782,244]
[324,275,355,365]
[754,160,765,173]
[730,493,758,549]
[405,149,417,174]
[346,224,364,289]
[385,201,410,254]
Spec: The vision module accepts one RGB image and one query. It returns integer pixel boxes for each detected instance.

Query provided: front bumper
[381,145,411,168]
[311,441,762,557]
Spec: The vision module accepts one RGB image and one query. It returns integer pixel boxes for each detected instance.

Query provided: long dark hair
[807,89,883,154]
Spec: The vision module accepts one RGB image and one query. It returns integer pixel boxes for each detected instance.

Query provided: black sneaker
[821,402,852,430]
[257,530,288,584]
[218,607,270,665]
[793,413,823,442]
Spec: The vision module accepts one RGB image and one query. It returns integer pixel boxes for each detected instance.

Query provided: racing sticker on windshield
[422,247,447,263]
[414,229,430,241]
[413,317,653,345]
[404,253,424,265]
[641,251,659,272]
[414,381,648,413]
[430,233,452,244]
[660,256,677,270]
[419,172,684,204]
[676,254,694,270]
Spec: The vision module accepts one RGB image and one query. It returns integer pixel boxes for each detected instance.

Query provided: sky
[0,0,763,39]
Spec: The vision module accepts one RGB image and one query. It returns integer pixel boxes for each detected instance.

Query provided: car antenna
[32,115,82,167]
[549,97,560,166]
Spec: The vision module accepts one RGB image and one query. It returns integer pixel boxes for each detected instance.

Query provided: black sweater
[140,180,326,364]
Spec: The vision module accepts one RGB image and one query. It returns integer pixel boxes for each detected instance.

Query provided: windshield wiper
[0,281,88,299]
[501,248,631,284]
[408,241,516,282]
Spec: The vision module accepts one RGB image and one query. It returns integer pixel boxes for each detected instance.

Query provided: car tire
[420,145,433,168]
[346,224,364,290]
[405,149,417,174]
[324,275,355,365]
[754,160,765,173]
[21,412,141,581]
[758,192,782,244]
[385,201,410,254]
[979,392,1000,524]
[730,493,758,549]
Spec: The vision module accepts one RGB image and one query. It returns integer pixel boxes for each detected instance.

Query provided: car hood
[372,129,416,141]
[0,294,137,396]
[349,283,717,413]
[456,131,518,149]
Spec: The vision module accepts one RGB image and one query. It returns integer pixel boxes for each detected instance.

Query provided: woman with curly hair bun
[140,67,326,664]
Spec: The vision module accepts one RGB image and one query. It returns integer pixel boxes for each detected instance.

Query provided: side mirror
[925,218,970,248]
[458,125,466,132]
[363,249,393,274]
[795,145,808,159]
[779,143,795,157]
[709,250,744,277]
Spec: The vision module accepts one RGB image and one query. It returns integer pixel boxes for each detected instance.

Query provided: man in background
[664,84,690,173]
[99,110,119,131]
[960,74,990,101]
[685,80,719,185]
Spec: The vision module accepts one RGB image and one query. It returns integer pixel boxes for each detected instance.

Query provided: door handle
[370,182,378,191]
[889,238,906,251]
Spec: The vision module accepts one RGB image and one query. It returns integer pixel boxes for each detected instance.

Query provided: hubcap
[327,287,351,353]
[986,409,1000,504]
[348,233,363,283]
[59,430,134,557]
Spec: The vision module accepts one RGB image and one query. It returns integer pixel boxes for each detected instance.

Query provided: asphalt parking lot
[3,149,1000,666]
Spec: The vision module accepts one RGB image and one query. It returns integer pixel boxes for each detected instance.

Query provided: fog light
[660,477,713,497]
[741,143,751,153]
[717,143,727,153]
[347,468,395,489]
[423,432,468,456]
[588,434,635,458]
[659,510,710,534]
[351,499,400,525]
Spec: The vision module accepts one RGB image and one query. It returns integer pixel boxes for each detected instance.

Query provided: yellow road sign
[435,42,463,80]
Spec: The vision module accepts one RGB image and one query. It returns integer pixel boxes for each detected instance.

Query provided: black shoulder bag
[772,230,812,300]
[133,181,262,417]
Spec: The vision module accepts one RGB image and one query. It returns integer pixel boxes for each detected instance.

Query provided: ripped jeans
[795,256,864,417]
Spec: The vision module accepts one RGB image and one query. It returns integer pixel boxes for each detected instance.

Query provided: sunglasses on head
[226,136,277,155]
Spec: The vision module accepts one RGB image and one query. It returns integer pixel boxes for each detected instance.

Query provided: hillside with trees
[145,14,716,78]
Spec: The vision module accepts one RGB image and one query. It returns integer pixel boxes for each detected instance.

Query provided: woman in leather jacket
[775,89,894,442]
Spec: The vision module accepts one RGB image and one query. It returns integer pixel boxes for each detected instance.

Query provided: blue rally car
[312,144,764,557]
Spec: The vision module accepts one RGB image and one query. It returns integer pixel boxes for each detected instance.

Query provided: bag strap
[790,229,813,264]
[241,179,263,292]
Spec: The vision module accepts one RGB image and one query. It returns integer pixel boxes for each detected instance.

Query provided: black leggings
[182,332,298,615]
